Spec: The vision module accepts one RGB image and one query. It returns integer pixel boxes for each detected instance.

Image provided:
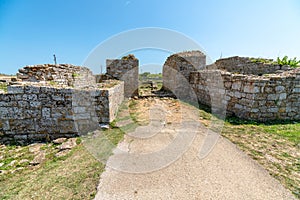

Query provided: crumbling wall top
[17,64,95,87]
[214,56,294,75]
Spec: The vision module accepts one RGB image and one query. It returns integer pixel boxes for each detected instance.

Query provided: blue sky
[0,0,300,74]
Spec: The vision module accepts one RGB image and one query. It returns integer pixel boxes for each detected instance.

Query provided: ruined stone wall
[163,51,206,96]
[0,81,124,143]
[214,56,292,75]
[163,51,206,89]
[189,70,225,109]
[95,80,124,123]
[190,68,300,121]
[106,57,138,97]
[162,52,299,121]
[17,64,96,87]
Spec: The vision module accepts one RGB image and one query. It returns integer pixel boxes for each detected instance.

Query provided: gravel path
[94,98,296,200]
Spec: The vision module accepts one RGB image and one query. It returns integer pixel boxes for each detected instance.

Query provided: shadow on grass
[193,99,300,126]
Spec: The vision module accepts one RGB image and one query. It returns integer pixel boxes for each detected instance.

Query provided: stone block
[73,106,86,114]
[293,87,300,93]
[24,86,40,94]
[234,91,242,98]
[268,107,279,113]
[234,104,243,109]
[275,86,285,92]
[232,82,242,90]
[7,86,24,94]
[279,93,287,100]
[23,94,38,101]
[267,94,278,100]
[251,108,259,113]
[29,101,41,108]
[244,85,260,93]
[42,108,51,119]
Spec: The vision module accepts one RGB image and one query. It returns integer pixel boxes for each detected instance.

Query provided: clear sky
[0,0,300,74]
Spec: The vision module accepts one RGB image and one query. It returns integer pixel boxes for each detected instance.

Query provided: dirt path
[94,98,296,200]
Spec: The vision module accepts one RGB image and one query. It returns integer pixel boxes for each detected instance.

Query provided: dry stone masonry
[0,81,124,143]
[17,64,95,87]
[1,52,299,143]
[163,51,206,100]
[163,51,206,89]
[0,64,124,143]
[190,69,300,121]
[162,52,300,121]
[106,55,139,97]
[213,57,293,75]
[96,80,124,123]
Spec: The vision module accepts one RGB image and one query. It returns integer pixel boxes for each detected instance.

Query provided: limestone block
[267,94,278,100]
[7,86,24,94]
[23,94,38,101]
[42,108,51,119]
[275,86,285,92]
[232,82,242,90]
[292,87,300,93]
[24,86,40,94]
[234,91,242,98]
[267,107,279,113]
[29,101,41,108]
[279,93,287,100]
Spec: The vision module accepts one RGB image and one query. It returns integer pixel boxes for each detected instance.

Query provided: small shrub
[250,56,300,68]
[276,56,300,68]
[72,73,80,78]
[76,138,82,145]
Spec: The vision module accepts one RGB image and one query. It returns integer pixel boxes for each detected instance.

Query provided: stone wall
[17,64,96,87]
[163,51,206,97]
[0,81,124,143]
[214,56,292,75]
[2,52,299,144]
[190,68,300,121]
[162,52,300,121]
[106,55,139,97]
[95,80,124,123]
[163,51,206,85]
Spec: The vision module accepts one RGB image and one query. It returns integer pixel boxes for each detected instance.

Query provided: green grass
[250,56,300,68]
[147,73,162,79]
[250,57,274,64]
[225,117,300,145]
[0,126,126,200]
[0,145,103,200]
[0,145,33,172]
[81,125,126,166]
[119,122,139,133]
[259,123,300,144]
[139,72,162,80]
[102,127,125,146]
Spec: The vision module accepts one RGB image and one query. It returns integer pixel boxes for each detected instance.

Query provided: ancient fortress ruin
[163,52,300,121]
[0,52,299,143]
